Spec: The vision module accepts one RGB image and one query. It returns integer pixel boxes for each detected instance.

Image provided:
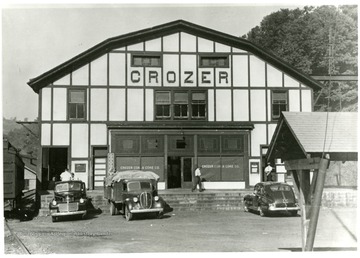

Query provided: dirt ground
[4,207,358,254]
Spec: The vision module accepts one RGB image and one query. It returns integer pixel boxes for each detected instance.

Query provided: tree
[243,5,358,111]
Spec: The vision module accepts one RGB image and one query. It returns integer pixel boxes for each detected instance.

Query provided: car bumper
[268,206,299,211]
[51,210,87,217]
[130,208,163,214]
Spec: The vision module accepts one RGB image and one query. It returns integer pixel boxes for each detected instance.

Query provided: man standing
[192,165,204,192]
[60,168,72,181]
[264,162,273,181]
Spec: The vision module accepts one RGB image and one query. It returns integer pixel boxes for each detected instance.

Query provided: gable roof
[267,112,358,161]
[27,19,324,93]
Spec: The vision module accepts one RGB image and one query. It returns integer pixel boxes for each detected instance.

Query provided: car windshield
[127,181,152,191]
[55,182,83,192]
[269,184,292,192]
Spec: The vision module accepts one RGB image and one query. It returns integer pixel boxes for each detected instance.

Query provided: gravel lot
[4,207,357,254]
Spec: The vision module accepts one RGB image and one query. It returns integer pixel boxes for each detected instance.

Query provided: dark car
[49,180,89,222]
[104,171,164,221]
[243,182,299,217]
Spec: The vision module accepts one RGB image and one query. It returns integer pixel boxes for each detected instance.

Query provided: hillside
[2,117,22,135]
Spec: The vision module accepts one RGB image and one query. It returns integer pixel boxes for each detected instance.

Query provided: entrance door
[167,156,193,189]
[42,147,68,189]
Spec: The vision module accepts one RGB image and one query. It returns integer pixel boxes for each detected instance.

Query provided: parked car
[243,182,299,217]
[104,170,164,221]
[49,180,89,222]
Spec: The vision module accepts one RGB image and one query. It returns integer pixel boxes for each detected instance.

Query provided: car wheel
[157,212,163,219]
[110,202,116,216]
[259,207,266,217]
[52,216,58,223]
[243,203,249,212]
[125,206,133,221]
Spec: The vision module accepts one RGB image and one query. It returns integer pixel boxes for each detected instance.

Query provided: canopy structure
[105,170,160,186]
[266,111,358,251]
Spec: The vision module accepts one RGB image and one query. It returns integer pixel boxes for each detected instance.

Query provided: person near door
[264,162,273,181]
[192,165,204,192]
[60,168,72,181]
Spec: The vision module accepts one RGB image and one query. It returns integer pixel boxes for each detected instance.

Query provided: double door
[167,156,193,189]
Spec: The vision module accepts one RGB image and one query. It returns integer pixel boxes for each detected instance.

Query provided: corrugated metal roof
[283,112,358,153]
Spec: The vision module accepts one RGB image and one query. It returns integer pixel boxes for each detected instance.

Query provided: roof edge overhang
[107,121,254,131]
[28,20,323,93]
[266,113,308,162]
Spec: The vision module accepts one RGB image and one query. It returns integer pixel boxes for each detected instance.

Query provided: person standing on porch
[192,165,204,192]
[264,162,273,181]
[60,168,72,181]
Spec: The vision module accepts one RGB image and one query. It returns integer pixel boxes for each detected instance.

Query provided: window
[69,90,86,119]
[155,91,206,120]
[174,92,188,119]
[272,91,288,120]
[192,92,206,119]
[199,55,229,68]
[155,92,171,119]
[132,54,161,67]
[222,136,244,153]
[198,135,220,153]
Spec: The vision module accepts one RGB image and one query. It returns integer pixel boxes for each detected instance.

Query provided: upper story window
[155,92,171,118]
[155,91,206,120]
[272,91,288,120]
[68,89,86,120]
[132,54,161,67]
[174,92,188,119]
[191,92,206,119]
[199,55,229,68]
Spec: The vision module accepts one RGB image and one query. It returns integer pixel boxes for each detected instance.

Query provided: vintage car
[49,180,89,222]
[104,170,164,221]
[243,182,299,217]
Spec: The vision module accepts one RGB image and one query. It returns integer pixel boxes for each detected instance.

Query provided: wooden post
[305,158,329,251]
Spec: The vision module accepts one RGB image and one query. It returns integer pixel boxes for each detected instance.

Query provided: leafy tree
[243,5,358,111]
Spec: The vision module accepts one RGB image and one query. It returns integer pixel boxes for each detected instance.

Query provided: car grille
[139,192,152,209]
[58,203,78,212]
[276,203,296,208]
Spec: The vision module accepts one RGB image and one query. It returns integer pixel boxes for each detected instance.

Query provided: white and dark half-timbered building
[28,20,323,190]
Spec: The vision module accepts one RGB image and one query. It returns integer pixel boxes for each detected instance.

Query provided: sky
[1,1,345,121]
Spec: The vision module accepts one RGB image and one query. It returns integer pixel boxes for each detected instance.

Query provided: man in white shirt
[191,165,204,192]
[264,163,273,181]
[60,168,72,181]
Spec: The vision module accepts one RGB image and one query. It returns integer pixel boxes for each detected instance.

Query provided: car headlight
[133,197,138,203]
[269,203,275,207]
[79,198,85,204]
[154,196,159,201]
[52,200,57,206]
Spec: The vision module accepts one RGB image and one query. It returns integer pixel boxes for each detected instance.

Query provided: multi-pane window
[155,92,171,119]
[174,92,188,119]
[191,92,206,119]
[155,91,206,120]
[69,90,86,119]
[132,55,161,67]
[199,55,229,68]
[272,91,288,120]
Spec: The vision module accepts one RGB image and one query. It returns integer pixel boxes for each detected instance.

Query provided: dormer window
[132,54,161,67]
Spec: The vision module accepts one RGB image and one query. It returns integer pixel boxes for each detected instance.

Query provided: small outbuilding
[266,111,357,251]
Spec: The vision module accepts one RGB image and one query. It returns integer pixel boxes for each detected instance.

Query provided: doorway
[167,156,193,189]
[42,147,68,189]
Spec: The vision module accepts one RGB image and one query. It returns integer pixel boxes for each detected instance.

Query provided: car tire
[259,207,266,217]
[244,203,249,212]
[52,216,58,223]
[156,212,163,219]
[125,206,133,221]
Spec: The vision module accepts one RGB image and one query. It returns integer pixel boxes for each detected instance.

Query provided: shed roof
[267,112,358,161]
[28,19,323,93]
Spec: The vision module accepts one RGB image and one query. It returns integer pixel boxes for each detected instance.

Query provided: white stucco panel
[145,38,161,52]
[251,124,267,157]
[180,32,196,52]
[71,124,89,158]
[72,64,89,86]
[109,53,126,86]
[232,55,248,87]
[233,89,249,121]
[127,89,144,121]
[91,55,107,86]
[53,88,67,121]
[250,56,265,87]
[52,123,70,146]
[90,124,107,145]
[41,88,51,121]
[109,88,125,121]
[41,124,51,146]
[90,89,107,121]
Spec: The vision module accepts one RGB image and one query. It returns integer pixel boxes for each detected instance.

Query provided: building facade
[28,20,322,190]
